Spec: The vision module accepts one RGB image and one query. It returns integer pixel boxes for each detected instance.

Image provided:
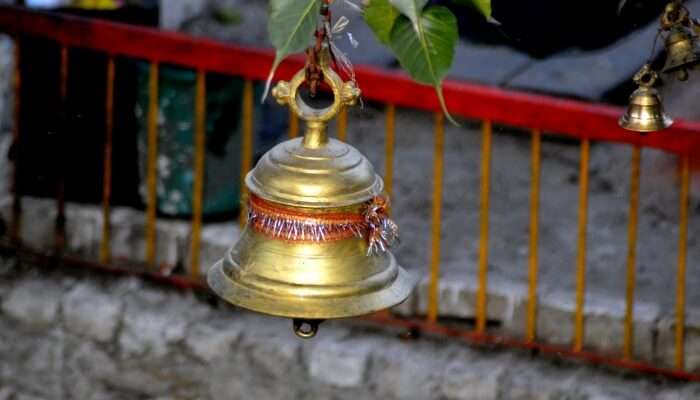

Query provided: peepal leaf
[264,0,321,100]
[364,0,400,45]
[390,6,458,122]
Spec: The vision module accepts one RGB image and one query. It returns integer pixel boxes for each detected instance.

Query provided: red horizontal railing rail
[1,5,700,155]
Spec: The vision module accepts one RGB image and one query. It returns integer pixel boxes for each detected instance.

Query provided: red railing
[0,5,698,382]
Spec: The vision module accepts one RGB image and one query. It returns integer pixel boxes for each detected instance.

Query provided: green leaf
[389,0,429,23]
[452,0,492,19]
[389,6,458,122]
[263,0,321,99]
[364,0,400,45]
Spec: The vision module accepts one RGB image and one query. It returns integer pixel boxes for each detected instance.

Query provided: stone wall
[0,257,699,400]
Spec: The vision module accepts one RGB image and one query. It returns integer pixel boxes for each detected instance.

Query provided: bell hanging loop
[661,1,690,31]
[619,64,674,134]
[271,47,360,149]
[208,44,415,339]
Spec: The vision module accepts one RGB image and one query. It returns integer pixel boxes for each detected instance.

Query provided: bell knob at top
[207,45,415,339]
[619,65,673,134]
[661,1,691,31]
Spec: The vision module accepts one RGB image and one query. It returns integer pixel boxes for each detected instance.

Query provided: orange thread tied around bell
[248,194,399,255]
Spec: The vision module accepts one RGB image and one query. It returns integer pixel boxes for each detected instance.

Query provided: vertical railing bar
[288,109,299,139]
[240,79,255,228]
[10,37,21,245]
[145,61,159,267]
[476,120,493,334]
[623,145,641,360]
[100,55,115,265]
[427,112,445,323]
[384,104,396,201]
[526,128,542,342]
[337,107,348,142]
[573,138,591,352]
[190,69,207,278]
[675,154,690,370]
[55,44,69,255]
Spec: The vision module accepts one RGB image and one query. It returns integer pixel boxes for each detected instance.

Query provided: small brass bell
[662,27,700,81]
[207,46,414,339]
[619,65,673,133]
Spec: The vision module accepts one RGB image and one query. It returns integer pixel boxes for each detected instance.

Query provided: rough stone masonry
[0,256,699,400]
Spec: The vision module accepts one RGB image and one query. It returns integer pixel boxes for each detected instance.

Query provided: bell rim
[207,255,416,320]
[618,114,674,133]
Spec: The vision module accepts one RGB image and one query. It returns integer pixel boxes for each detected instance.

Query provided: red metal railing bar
[1,6,699,156]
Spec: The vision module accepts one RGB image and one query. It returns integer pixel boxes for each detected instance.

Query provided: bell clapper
[293,319,324,339]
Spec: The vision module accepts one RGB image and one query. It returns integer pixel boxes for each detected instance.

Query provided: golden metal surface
[100,56,115,265]
[337,107,348,142]
[145,62,159,266]
[574,138,590,352]
[663,28,700,81]
[209,228,413,320]
[288,109,299,139]
[676,155,690,370]
[208,45,414,331]
[526,129,542,343]
[427,112,445,322]
[384,104,396,200]
[624,146,641,360]
[190,70,206,277]
[620,66,673,133]
[476,120,493,334]
[240,80,254,228]
[250,49,380,208]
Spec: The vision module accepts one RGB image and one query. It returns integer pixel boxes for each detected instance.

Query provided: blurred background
[0,0,699,399]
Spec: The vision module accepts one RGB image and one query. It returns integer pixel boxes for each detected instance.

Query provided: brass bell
[619,65,673,133]
[662,27,700,81]
[207,46,414,339]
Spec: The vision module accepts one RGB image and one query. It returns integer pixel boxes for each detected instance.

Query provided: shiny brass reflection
[619,65,673,133]
[207,46,414,339]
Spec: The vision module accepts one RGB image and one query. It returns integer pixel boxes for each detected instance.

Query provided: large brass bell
[619,65,673,133]
[208,46,414,339]
[662,27,700,81]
